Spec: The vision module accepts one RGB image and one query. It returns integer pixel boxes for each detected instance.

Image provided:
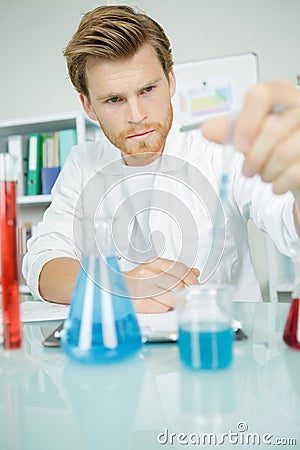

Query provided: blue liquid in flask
[61,255,142,364]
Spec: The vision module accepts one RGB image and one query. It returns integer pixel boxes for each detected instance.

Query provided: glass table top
[0,301,299,450]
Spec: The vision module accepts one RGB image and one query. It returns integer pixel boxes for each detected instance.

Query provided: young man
[23,5,300,312]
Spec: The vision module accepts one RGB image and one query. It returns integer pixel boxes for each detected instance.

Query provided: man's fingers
[151,290,176,310]
[144,257,199,286]
[257,128,300,184]
[234,80,300,153]
[134,258,199,289]
[242,105,300,177]
[125,258,200,315]
[201,116,229,144]
[192,267,200,278]
[270,159,300,195]
[133,290,175,314]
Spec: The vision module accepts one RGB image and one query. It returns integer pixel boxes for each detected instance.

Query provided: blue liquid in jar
[179,322,233,370]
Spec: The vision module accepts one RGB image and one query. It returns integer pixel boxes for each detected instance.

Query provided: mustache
[119,122,162,139]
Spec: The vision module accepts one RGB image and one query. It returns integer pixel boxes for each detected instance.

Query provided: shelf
[0,111,80,138]
[17,194,52,206]
[0,110,99,143]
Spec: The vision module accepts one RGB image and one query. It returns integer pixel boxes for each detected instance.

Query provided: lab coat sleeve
[22,146,83,300]
[231,154,299,256]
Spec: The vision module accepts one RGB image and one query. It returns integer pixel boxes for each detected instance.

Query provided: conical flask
[61,216,142,363]
[283,241,300,350]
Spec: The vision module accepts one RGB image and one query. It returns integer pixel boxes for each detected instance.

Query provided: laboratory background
[1,0,300,300]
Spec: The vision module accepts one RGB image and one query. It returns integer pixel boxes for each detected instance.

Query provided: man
[23,5,300,312]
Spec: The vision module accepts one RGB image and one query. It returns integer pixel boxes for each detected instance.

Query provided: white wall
[2,0,299,299]
[1,0,299,121]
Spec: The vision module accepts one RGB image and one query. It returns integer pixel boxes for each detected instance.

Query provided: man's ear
[79,94,98,121]
[168,69,176,98]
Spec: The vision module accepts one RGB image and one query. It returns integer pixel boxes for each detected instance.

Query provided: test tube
[0,153,22,350]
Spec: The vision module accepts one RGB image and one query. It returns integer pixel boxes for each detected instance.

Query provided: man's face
[80,44,176,165]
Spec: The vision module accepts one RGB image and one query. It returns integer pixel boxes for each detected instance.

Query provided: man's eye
[143,86,154,93]
[107,97,120,103]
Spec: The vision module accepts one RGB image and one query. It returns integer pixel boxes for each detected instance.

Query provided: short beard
[99,104,173,160]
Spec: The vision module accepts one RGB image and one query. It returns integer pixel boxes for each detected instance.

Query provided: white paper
[137,311,241,332]
[0,301,175,327]
[0,301,70,323]
[137,311,177,333]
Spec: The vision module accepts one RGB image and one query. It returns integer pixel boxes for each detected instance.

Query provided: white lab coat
[23,121,298,301]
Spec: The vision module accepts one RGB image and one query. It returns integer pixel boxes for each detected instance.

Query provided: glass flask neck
[95,217,115,257]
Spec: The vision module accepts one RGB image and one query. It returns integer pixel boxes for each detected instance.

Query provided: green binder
[26,133,43,196]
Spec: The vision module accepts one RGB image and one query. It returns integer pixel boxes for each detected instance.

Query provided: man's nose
[127,98,147,124]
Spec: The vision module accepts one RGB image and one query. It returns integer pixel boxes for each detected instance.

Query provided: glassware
[0,153,22,350]
[175,284,234,370]
[61,216,142,363]
[283,241,300,350]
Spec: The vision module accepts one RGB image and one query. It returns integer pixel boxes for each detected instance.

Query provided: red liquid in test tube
[0,177,22,350]
[283,298,300,350]
[283,241,300,350]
